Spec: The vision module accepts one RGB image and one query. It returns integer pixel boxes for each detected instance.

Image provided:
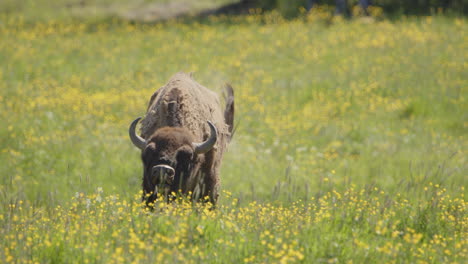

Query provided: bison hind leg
[223,84,235,139]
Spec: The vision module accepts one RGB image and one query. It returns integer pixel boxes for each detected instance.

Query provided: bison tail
[223,84,235,140]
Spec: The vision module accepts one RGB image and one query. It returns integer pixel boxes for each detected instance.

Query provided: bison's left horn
[193,121,217,154]
[129,117,146,150]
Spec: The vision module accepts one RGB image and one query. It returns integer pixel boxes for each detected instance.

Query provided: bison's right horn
[193,121,217,154]
[129,117,146,150]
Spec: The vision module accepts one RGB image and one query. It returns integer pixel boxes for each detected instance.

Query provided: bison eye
[176,146,194,161]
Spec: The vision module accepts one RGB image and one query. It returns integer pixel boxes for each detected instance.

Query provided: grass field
[0,5,467,263]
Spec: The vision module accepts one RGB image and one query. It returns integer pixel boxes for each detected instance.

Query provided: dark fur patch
[167,88,182,127]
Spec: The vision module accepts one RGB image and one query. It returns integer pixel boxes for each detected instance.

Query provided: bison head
[129,117,217,204]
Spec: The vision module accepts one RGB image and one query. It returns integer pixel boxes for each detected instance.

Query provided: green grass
[0,8,466,264]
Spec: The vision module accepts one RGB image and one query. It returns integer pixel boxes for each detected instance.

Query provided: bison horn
[193,121,217,154]
[129,117,146,150]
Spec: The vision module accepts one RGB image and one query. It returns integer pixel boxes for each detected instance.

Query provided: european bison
[129,72,234,206]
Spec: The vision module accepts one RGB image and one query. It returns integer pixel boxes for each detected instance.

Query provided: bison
[129,72,234,206]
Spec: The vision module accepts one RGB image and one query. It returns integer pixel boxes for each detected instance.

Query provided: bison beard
[129,72,234,206]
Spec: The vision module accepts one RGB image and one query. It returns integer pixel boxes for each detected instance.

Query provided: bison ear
[176,145,194,161]
[146,142,156,150]
[142,142,156,163]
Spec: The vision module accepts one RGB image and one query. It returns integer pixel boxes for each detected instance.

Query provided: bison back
[140,72,230,151]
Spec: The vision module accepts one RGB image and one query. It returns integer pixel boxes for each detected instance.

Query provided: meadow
[0,6,467,264]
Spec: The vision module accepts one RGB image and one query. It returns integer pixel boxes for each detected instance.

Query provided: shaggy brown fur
[139,72,234,205]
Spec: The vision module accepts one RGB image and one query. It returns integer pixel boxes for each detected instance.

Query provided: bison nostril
[165,168,175,184]
[166,175,174,185]
[152,164,175,185]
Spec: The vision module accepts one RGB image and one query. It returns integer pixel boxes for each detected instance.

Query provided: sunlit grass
[2,186,466,263]
[0,10,466,263]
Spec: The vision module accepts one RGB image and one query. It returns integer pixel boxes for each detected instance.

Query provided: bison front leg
[200,168,220,207]
[197,150,220,206]
[190,171,218,206]
[206,177,220,206]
